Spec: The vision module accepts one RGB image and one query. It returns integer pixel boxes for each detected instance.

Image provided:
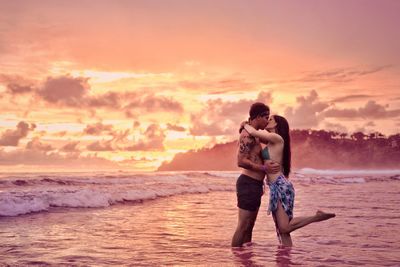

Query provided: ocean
[1,169,399,266]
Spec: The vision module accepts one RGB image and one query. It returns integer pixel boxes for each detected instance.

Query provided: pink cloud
[54,131,68,137]
[0,74,36,92]
[284,90,329,129]
[297,66,391,83]
[87,92,121,108]
[166,123,185,132]
[84,122,114,135]
[7,83,34,94]
[0,121,36,146]
[86,140,114,151]
[125,124,165,151]
[117,157,157,167]
[38,76,90,106]
[331,94,374,103]
[2,74,184,116]
[190,91,273,136]
[60,141,80,152]
[323,121,348,133]
[324,100,400,119]
[0,148,117,169]
[179,77,255,94]
[26,137,54,151]
[124,93,183,113]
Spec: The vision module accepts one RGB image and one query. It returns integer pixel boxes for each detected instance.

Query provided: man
[231,102,280,247]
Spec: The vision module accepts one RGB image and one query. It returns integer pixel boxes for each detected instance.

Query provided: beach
[1,170,400,266]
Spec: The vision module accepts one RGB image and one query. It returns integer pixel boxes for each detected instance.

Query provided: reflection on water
[232,243,259,266]
[232,243,295,266]
[275,246,293,267]
[1,181,400,266]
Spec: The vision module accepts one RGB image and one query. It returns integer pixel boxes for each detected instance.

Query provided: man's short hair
[249,102,269,120]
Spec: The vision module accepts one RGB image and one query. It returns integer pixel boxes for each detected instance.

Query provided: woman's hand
[239,120,248,133]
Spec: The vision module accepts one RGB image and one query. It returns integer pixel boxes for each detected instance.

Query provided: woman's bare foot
[315,210,336,222]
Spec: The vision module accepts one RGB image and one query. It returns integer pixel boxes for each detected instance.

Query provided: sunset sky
[0,0,399,171]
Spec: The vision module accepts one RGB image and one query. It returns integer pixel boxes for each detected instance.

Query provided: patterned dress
[268,174,295,219]
[267,174,295,242]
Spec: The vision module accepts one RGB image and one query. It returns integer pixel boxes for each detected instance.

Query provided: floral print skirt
[267,174,295,220]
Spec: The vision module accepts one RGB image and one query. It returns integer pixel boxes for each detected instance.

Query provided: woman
[243,115,335,246]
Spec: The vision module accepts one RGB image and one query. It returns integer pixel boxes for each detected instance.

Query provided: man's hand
[263,160,280,174]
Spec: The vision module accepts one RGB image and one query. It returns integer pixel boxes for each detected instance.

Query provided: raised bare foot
[315,210,336,221]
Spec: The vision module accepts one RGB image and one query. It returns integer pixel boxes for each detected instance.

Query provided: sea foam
[0,170,399,217]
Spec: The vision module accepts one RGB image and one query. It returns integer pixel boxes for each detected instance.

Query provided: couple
[231,102,335,247]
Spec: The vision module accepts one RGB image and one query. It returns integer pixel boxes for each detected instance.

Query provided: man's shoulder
[239,130,253,139]
[238,131,258,146]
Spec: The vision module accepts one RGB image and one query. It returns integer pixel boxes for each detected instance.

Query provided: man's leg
[232,208,259,247]
[243,208,259,244]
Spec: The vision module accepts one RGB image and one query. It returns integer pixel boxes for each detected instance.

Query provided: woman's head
[267,115,291,177]
[267,115,289,135]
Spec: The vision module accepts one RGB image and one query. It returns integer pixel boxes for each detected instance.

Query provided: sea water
[1,170,399,266]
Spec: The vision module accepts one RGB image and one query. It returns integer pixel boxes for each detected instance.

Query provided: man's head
[249,102,270,130]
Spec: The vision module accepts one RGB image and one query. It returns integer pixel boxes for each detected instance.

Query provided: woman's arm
[244,124,283,144]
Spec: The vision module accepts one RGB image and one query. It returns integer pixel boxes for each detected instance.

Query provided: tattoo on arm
[239,135,256,155]
[238,135,261,171]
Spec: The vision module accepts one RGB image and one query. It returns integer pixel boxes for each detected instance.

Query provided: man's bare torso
[238,130,265,181]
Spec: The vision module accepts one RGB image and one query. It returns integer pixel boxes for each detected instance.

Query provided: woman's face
[265,116,277,132]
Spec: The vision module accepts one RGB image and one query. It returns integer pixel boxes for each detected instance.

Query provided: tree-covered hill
[158,130,400,171]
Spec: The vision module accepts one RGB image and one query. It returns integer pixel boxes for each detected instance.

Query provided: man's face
[258,113,270,129]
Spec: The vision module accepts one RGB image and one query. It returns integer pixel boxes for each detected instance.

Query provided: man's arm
[237,135,264,172]
[264,160,281,174]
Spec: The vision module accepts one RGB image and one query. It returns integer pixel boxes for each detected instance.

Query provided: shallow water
[1,171,400,266]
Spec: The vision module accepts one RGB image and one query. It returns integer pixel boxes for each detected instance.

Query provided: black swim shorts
[236,174,263,211]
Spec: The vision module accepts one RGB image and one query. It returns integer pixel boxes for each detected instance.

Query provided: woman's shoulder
[264,131,284,144]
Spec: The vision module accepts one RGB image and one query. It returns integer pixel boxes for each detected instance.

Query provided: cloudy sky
[0,0,399,171]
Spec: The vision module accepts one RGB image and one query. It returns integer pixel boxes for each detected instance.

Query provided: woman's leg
[275,200,335,236]
[279,233,292,247]
[272,209,293,246]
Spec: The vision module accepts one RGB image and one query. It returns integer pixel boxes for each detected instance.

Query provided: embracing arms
[237,133,280,174]
[243,124,283,144]
[237,134,265,172]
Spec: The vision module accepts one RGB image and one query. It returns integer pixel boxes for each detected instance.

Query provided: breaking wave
[0,170,399,217]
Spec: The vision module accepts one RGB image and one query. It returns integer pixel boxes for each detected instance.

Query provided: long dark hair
[273,115,291,177]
